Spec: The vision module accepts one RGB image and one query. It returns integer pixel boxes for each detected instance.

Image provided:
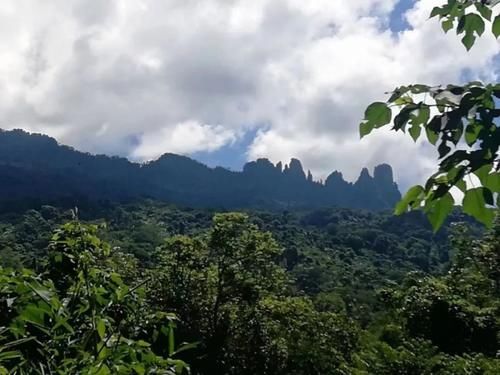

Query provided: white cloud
[131,120,237,161]
[0,0,497,189]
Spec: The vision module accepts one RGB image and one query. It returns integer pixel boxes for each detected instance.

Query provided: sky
[0,0,498,189]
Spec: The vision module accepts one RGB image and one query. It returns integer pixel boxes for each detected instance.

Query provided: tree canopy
[1,202,499,373]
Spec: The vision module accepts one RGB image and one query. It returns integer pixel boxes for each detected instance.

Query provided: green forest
[1,201,499,374]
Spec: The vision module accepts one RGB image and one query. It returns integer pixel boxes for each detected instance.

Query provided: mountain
[0,129,401,211]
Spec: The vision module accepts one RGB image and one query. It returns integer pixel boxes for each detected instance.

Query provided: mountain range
[0,129,401,212]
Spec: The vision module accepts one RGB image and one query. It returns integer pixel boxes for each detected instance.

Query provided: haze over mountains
[0,129,401,211]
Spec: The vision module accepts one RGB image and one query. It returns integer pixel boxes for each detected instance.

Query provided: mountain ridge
[0,128,401,211]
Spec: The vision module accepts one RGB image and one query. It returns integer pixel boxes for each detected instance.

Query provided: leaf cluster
[360,0,500,230]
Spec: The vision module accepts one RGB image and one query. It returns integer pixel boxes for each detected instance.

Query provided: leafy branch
[360,1,500,230]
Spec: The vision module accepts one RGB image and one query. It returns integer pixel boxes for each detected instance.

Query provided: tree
[153,213,288,373]
[397,221,500,356]
[153,213,359,375]
[360,0,500,230]
[353,222,500,374]
[0,221,189,374]
[253,296,358,375]
[401,277,498,355]
[474,215,500,293]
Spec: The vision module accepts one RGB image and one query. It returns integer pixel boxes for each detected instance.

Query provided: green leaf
[53,317,75,334]
[94,364,111,375]
[430,7,443,18]
[462,187,495,227]
[425,193,454,232]
[493,15,500,38]
[425,127,439,145]
[474,3,492,21]
[26,282,53,304]
[474,164,492,184]
[132,364,146,375]
[175,360,189,374]
[173,341,200,356]
[364,102,392,128]
[455,13,486,50]
[456,179,467,192]
[461,32,476,50]
[136,340,151,347]
[394,96,414,105]
[97,318,106,340]
[457,15,466,34]
[388,86,410,102]
[407,105,430,141]
[411,105,430,126]
[464,123,481,146]
[484,172,500,193]
[359,121,374,138]
[168,322,175,356]
[409,123,422,141]
[447,165,465,183]
[393,105,416,131]
[466,13,485,36]
[395,185,424,215]
[409,84,431,94]
[425,116,441,145]
[441,19,454,33]
[20,304,46,326]
[110,272,122,285]
[0,351,21,361]
[115,285,129,301]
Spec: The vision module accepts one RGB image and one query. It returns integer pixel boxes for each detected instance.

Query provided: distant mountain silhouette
[0,129,401,211]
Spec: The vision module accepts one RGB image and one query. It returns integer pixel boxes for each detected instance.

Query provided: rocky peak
[373,164,394,185]
[243,158,275,173]
[325,171,346,187]
[284,158,306,180]
[356,167,373,185]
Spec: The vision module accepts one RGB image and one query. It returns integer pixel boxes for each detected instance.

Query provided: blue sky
[193,128,261,171]
[389,0,414,32]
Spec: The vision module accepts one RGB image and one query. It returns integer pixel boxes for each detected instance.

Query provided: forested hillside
[2,201,498,373]
[0,201,461,309]
[0,129,400,212]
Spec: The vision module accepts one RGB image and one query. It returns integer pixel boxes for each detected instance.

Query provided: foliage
[360,1,500,230]
[353,217,500,374]
[254,296,358,375]
[358,219,500,373]
[401,277,498,355]
[0,201,497,374]
[1,201,477,322]
[152,213,357,374]
[0,221,188,374]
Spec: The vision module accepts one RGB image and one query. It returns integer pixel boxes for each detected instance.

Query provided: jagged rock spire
[284,158,306,180]
[374,164,394,185]
[307,170,313,182]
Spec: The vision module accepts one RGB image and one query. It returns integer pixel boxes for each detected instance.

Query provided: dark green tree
[153,213,358,375]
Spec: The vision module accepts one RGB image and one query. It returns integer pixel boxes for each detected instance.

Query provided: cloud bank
[0,0,498,188]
